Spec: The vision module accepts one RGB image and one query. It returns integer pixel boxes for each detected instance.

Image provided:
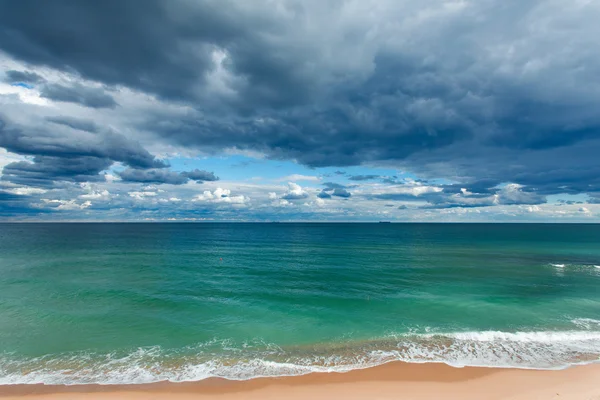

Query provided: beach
[2,0,600,395]
[1,362,599,400]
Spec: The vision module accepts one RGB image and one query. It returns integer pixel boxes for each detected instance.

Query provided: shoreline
[2,362,599,399]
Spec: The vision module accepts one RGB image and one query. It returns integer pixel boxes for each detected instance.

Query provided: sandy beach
[1,362,599,400]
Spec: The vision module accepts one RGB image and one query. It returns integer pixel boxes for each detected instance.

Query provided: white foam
[571,318,600,330]
[444,330,600,342]
[549,263,600,270]
[2,330,600,385]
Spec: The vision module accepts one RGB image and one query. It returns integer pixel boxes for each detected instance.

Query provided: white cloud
[281,182,309,200]
[79,183,111,200]
[42,199,92,210]
[128,191,158,199]
[277,174,321,182]
[365,181,443,199]
[80,190,110,200]
[443,192,498,207]
[4,187,47,195]
[0,81,50,106]
[104,173,121,183]
[194,187,247,204]
[158,197,182,204]
[273,199,291,207]
[267,182,310,203]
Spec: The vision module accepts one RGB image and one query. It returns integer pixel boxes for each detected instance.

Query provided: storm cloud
[118,168,189,185]
[46,116,99,133]
[1,0,599,220]
[40,83,118,109]
[0,118,167,187]
[182,169,219,183]
[4,70,45,84]
[119,168,219,185]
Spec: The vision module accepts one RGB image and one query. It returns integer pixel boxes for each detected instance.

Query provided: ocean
[0,223,599,385]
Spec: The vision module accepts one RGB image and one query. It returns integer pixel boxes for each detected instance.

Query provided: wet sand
[1,362,599,399]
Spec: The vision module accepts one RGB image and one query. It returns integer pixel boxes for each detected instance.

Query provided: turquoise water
[1,223,600,384]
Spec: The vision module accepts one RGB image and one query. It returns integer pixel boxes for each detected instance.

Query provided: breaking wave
[2,324,600,385]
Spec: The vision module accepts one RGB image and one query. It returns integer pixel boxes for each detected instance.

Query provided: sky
[0,0,599,222]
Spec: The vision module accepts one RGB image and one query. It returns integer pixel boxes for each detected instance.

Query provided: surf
[2,328,600,385]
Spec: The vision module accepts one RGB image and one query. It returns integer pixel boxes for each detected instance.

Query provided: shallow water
[1,223,599,384]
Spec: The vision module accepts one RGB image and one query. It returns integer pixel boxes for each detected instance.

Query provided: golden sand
[1,362,599,400]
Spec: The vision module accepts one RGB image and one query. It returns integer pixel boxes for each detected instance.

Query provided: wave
[571,318,600,330]
[2,327,600,385]
[549,263,600,270]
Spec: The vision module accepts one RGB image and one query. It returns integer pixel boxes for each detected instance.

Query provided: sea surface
[1,223,599,385]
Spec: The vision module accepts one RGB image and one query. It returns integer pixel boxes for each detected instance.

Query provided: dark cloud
[4,70,45,84]
[373,192,429,202]
[46,116,99,133]
[403,139,600,197]
[440,181,498,195]
[40,83,118,109]
[282,194,308,200]
[119,168,219,185]
[0,118,166,186]
[118,168,188,185]
[0,190,47,217]
[134,2,600,195]
[0,0,208,101]
[0,119,164,169]
[398,205,408,210]
[332,188,351,198]
[557,199,585,205]
[182,169,219,183]
[587,196,600,204]
[0,0,479,164]
[317,191,331,199]
[142,106,471,168]
[496,186,546,206]
[2,156,112,187]
[370,181,547,209]
[1,0,600,217]
[419,185,546,209]
[0,0,313,107]
[282,193,308,200]
[348,174,380,181]
[322,182,347,191]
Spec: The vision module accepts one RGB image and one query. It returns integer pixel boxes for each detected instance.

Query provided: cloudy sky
[1,0,599,222]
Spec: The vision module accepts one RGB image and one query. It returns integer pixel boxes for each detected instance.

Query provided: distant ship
[379,221,392,223]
